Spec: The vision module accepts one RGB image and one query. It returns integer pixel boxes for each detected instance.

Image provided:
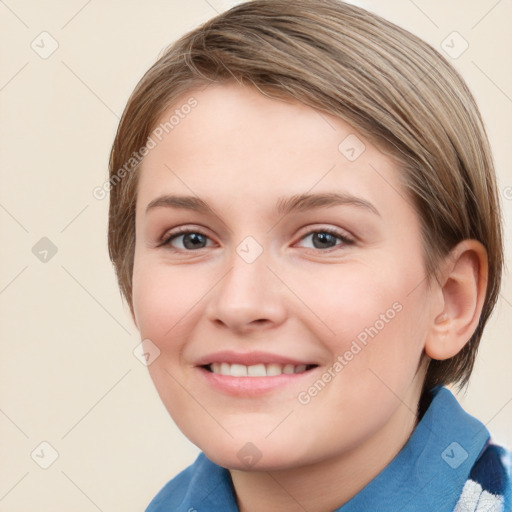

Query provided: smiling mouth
[202,363,318,377]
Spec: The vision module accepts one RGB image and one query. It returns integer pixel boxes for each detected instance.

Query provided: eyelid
[295,223,354,242]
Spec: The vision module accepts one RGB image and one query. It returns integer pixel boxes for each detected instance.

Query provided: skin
[130,81,487,511]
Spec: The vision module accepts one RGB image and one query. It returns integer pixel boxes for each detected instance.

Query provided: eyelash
[159,226,355,252]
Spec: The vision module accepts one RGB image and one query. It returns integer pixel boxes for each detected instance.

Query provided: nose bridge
[221,239,271,306]
[206,237,287,329]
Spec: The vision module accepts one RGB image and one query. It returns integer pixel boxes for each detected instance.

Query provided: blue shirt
[146,387,512,511]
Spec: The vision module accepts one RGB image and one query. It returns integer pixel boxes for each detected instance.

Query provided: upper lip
[194,351,317,367]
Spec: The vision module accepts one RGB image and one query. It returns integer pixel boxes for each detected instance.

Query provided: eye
[161,229,215,251]
[296,228,354,251]
[159,226,354,252]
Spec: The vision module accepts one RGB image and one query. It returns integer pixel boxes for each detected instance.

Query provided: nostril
[252,319,270,325]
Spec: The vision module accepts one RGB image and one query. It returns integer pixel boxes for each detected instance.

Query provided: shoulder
[145,453,210,511]
[145,452,235,512]
[144,456,199,511]
[454,440,512,512]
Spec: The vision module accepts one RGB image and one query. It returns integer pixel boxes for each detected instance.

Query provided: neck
[230,377,425,512]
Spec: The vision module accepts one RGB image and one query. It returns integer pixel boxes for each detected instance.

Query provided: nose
[205,246,288,334]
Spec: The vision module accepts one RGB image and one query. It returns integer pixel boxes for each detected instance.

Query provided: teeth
[283,364,295,374]
[230,364,247,377]
[208,362,312,377]
[267,363,282,376]
[247,364,266,377]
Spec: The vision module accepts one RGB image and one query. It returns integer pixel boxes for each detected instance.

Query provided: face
[132,81,437,471]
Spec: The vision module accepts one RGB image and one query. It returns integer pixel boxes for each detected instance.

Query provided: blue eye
[162,230,213,250]
[297,229,354,250]
[161,227,353,252]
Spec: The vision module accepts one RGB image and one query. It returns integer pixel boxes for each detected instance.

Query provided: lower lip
[197,367,316,397]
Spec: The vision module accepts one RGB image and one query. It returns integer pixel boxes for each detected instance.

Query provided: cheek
[294,256,429,383]
[292,272,430,438]
[131,261,210,439]
[288,261,405,341]
[132,261,208,353]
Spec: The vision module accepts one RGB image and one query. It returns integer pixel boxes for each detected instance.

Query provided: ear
[424,240,488,360]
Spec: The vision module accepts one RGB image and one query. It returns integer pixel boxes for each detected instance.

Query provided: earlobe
[424,240,488,361]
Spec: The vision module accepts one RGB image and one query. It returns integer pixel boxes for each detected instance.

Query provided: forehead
[136,82,409,218]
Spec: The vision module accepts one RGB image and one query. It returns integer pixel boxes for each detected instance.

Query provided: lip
[194,350,316,367]
[196,365,317,397]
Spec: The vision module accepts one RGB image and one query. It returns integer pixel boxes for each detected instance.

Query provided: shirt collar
[182,387,490,512]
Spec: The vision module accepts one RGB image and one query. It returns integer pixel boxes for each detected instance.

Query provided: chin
[196,435,314,472]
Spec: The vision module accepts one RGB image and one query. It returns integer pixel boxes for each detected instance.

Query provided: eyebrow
[145,192,380,217]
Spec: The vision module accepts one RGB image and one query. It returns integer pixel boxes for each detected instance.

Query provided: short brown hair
[108,0,503,392]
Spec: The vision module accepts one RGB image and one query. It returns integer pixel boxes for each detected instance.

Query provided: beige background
[0,0,510,510]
